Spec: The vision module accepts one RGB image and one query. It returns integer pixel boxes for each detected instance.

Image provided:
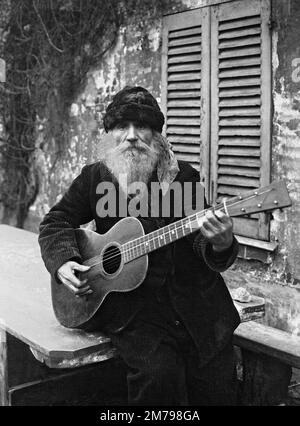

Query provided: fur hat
[103,86,165,133]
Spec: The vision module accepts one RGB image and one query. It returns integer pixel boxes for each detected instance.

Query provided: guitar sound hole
[102,244,122,275]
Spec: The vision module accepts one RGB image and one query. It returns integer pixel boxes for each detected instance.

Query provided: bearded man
[39,86,240,406]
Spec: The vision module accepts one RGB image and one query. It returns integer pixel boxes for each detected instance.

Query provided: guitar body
[51,217,148,328]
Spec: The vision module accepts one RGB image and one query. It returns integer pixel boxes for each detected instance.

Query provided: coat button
[175,320,181,326]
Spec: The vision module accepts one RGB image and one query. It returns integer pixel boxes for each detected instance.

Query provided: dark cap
[103,86,165,133]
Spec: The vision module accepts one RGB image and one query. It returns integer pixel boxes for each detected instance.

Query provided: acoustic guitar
[51,181,292,328]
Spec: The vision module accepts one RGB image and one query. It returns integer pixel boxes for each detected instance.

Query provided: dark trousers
[106,300,238,406]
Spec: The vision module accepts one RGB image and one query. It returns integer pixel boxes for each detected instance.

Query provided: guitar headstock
[226,181,292,217]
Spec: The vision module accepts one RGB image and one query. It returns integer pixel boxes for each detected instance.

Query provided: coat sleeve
[38,165,93,276]
[182,164,239,272]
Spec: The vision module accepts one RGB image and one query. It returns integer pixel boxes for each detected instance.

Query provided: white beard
[104,142,159,197]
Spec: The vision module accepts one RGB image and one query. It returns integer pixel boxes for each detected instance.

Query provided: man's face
[112,121,154,154]
[104,120,160,193]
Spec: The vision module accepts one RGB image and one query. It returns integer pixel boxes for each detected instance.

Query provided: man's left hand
[198,209,233,253]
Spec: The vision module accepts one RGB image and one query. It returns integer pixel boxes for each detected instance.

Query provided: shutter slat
[168,64,201,72]
[167,118,200,126]
[169,35,202,47]
[168,54,201,64]
[168,108,200,116]
[168,91,201,99]
[219,147,260,156]
[219,97,261,107]
[218,176,259,187]
[219,77,261,88]
[218,185,253,196]
[219,118,261,126]
[219,27,261,40]
[167,126,200,135]
[218,185,257,196]
[168,100,201,108]
[219,137,260,146]
[173,144,200,153]
[219,16,261,31]
[219,107,261,116]
[168,135,200,145]
[219,57,261,68]
[169,45,201,55]
[219,46,261,59]
[174,152,200,163]
[219,87,261,97]
[219,36,261,49]
[219,127,261,136]
[219,67,261,78]
[168,72,201,81]
[218,157,261,167]
[218,166,260,177]
[168,82,200,90]
[169,27,202,39]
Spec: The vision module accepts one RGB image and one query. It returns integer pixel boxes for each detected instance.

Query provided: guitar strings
[86,189,272,270]
[87,192,259,269]
[118,188,272,261]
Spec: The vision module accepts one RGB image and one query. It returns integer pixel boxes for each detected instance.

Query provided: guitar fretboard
[121,183,277,263]
[122,211,210,263]
[87,181,287,268]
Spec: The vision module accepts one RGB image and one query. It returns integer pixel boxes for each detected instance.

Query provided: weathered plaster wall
[272,0,300,284]
[27,0,300,333]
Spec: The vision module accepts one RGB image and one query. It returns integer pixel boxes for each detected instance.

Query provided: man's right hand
[57,261,92,297]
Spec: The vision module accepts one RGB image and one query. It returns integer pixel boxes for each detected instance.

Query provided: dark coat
[39,160,240,365]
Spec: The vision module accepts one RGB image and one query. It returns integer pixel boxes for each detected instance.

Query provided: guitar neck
[122,180,292,263]
[122,209,218,263]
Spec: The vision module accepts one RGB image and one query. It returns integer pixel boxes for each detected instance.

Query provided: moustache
[115,142,152,154]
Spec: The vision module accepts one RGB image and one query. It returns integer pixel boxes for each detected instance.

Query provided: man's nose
[126,124,138,142]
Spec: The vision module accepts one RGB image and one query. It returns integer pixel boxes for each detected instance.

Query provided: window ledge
[236,236,278,252]
[236,236,278,264]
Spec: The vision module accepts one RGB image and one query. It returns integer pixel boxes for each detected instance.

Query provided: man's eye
[116,124,126,130]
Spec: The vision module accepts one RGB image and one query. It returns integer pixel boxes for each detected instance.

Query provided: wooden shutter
[210,0,271,240]
[161,9,210,178]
